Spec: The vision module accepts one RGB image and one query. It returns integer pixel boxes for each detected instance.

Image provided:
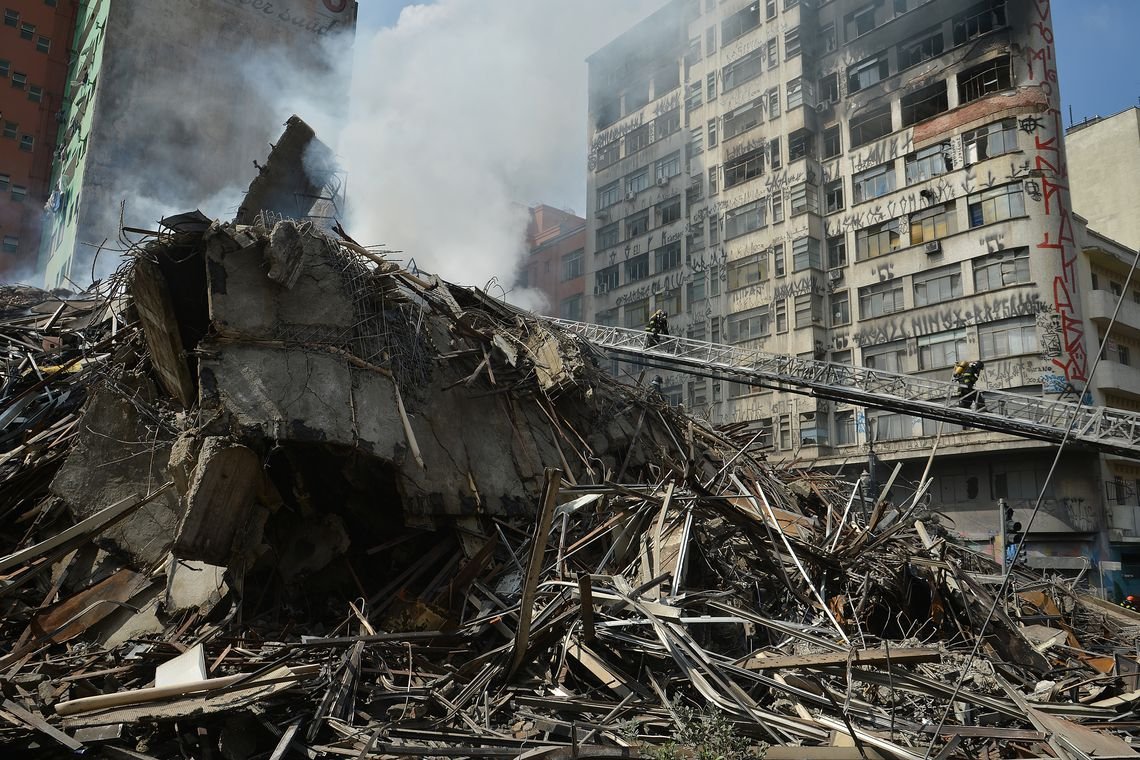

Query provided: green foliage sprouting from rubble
[641,704,762,760]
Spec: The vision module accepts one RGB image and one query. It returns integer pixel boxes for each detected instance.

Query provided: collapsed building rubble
[2,218,1140,759]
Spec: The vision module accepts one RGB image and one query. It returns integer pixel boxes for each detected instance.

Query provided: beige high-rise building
[1066,107,1140,253]
[584,0,1140,589]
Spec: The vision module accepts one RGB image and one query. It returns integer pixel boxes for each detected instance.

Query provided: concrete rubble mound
[2,218,1140,759]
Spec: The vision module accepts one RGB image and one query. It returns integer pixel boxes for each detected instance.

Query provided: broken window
[827,235,847,268]
[973,247,1030,292]
[824,180,844,214]
[849,104,892,148]
[595,265,619,292]
[724,96,765,139]
[723,48,764,92]
[958,55,1012,104]
[901,80,948,126]
[905,142,952,184]
[963,118,1017,164]
[822,125,841,159]
[819,73,840,105]
[953,0,1007,45]
[848,51,889,93]
[831,289,851,326]
[722,1,760,44]
[967,183,1025,227]
[724,148,765,189]
[852,163,896,204]
[898,27,944,69]
[847,4,877,40]
[787,128,812,162]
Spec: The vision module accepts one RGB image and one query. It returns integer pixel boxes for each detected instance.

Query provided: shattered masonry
[1,215,1140,758]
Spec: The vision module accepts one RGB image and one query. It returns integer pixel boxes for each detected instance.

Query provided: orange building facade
[524,205,586,319]
[0,0,78,280]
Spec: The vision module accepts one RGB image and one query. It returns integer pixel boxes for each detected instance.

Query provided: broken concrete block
[174,438,261,566]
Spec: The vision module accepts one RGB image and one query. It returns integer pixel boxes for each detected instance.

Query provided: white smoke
[339,0,666,302]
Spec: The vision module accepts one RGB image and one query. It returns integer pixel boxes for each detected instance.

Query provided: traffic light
[1002,499,1023,568]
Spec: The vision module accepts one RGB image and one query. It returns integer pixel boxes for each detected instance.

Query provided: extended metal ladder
[547,319,1140,460]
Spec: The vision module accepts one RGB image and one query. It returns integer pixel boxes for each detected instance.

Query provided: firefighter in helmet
[646,309,669,347]
[952,359,987,411]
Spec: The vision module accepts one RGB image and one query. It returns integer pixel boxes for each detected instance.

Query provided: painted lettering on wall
[219,0,349,35]
[853,291,1047,347]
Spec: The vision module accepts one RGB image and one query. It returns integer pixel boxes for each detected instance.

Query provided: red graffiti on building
[1028,0,1087,382]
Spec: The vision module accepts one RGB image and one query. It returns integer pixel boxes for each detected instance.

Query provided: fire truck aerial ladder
[546,319,1140,461]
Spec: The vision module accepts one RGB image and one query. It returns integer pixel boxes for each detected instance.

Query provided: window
[835,411,856,445]
[766,0,777,20]
[19,22,34,40]
[688,275,707,306]
[708,166,718,195]
[910,203,956,244]
[770,191,784,224]
[792,237,821,272]
[10,184,25,201]
[775,298,788,333]
[855,220,901,260]
[655,152,681,180]
[560,295,583,321]
[3,9,16,26]
[35,36,50,53]
[625,253,650,282]
[597,222,618,249]
[821,23,838,53]
[595,141,619,170]
[724,97,765,139]
[973,247,1029,292]
[2,235,17,253]
[787,128,811,161]
[953,0,1007,45]
[625,298,651,329]
[686,81,703,112]
[963,118,1017,164]
[870,412,912,441]
[831,290,850,326]
[848,51,889,93]
[905,143,952,184]
[789,182,816,215]
[625,124,651,155]
[723,48,764,92]
[849,104,892,148]
[786,79,804,111]
[862,340,907,372]
[596,265,619,292]
[773,243,785,277]
[768,88,781,120]
[655,109,681,138]
[724,148,765,189]
[833,350,853,365]
[852,163,895,203]
[901,80,948,126]
[561,250,583,281]
[769,136,781,169]
[898,28,944,69]
[727,254,767,290]
[706,25,716,54]
[625,80,651,113]
[655,241,681,272]
[706,72,717,103]
[0,173,7,191]
[859,280,905,319]
[819,73,839,105]
[767,37,778,68]
[958,55,1011,104]
[827,235,847,268]
[707,118,718,148]
[824,180,844,214]
[727,305,771,342]
[722,2,760,44]
[794,292,818,327]
[913,263,962,307]
[27,84,42,103]
[687,130,704,160]
[822,125,841,159]
[598,182,620,209]
[687,215,705,249]
[979,315,1037,359]
[659,197,681,226]
[658,288,681,316]
[848,4,876,38]
[627,169,650,196]
[627,211,650,238]
[709,216,719,246]
[785,28,801,58]
[18,134,33,152]
[0,59,8,78]
[800,412,829,446]
[967,183,1025,227]
[725,198,767,239]
[11,71,26,90]
[2,121,16,139]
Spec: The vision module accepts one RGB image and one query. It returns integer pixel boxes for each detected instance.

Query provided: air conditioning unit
[657,176,670,187]
[827,268,843,283]
[924,241,941,254]
[626,191,637,201]
[595,209,609,221]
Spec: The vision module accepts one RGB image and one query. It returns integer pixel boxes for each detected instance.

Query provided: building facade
[37,0,357,290]
[585,0,1137,579]
[524,205,586,319]
[0,0,79,280]
[1065,107,1140,253]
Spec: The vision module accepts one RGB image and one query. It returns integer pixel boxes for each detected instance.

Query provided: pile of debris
[1,217,1140,759]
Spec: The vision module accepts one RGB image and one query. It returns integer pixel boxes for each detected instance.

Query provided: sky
[337,0,1139,298]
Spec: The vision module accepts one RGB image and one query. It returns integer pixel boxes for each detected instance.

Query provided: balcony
[1095,359,1140,399]
[1086,289,1140,338]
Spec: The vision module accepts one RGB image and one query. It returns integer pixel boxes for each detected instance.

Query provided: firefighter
[952,360,987,411]
[1122,595,1138,612]
[646,309,669,347]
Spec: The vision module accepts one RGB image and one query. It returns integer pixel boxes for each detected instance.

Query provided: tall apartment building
[1065,107,1140,253]
[585,0,1140,584]
[0,0,79,280]
[37,0,357,290]
[523,205,587,319]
